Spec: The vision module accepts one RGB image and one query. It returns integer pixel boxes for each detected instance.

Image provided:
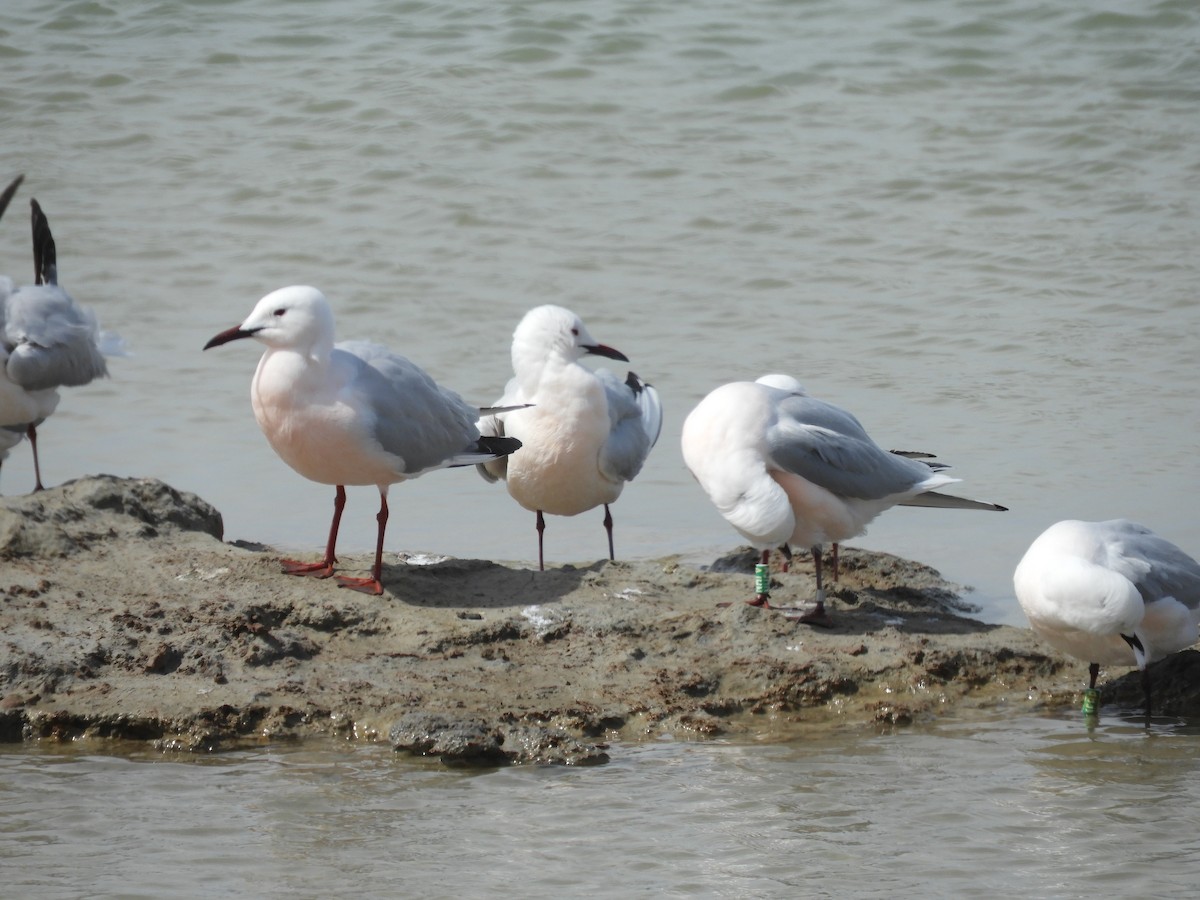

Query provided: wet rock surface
[2,476,1196,765]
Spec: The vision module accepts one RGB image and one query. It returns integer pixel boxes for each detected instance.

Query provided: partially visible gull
[753,374,950,582]
[1014,518,1200,719]
[682,374,1005,625]
[1,175,112,491]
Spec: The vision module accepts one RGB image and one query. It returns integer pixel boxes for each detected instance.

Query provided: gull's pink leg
[603,503,615,561]
[27,424,45,492]
[338,491,388,595]
[281,485,345,578]
[798,545,833,627]
[831,543,840,581]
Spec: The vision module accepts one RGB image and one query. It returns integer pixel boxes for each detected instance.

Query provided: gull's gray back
[3,284,108,390]
[766,392,936,501]
[1101,519,1200,611]
[336,340,479,475]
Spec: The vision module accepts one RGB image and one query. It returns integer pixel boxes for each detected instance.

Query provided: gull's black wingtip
[625,370,655,394]
[30,197,58,287]
[478,435,523,458]
[0,174,23,222]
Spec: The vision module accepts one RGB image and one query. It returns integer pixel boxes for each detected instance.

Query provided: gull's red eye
[571,327,579,336]
[273,308,286,317]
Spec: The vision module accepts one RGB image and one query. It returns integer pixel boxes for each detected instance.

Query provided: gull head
[204,285,336,355]
[511,304,628,374]
[756,373,808,396]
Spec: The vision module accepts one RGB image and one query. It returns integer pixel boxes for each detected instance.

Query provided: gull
[1013,519,1200,719]
[754,374,949,581]
[681,375,1006,625]
[477,304,663,570]
[204,285,523,595]
[1,175,111,491]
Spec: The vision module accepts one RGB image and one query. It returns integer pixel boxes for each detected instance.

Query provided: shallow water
[3,0,1200,892]
[4,709,1200,898]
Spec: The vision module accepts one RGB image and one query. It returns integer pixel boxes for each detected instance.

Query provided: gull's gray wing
[3,284,108,390]
[764,393,936,501]
[336,340,494,476]
[596,369,660,483]
[3,195,109,392]
[1103,520,1200,611]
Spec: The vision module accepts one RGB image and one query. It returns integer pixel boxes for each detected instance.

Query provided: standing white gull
[1013,519,1200,719]
[1,175,111,491]
[752,374,949,581]
[681,375,1005,625]
[477,304,663,570]
[204,285,523,595]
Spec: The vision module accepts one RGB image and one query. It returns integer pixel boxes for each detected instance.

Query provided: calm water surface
[3,0,1200,893]
[3,711,1200,898]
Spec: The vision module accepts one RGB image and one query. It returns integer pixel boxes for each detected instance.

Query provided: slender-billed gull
[204,285,523,595]
[477,304,663,570]
[1013,519,1200,718]
[681,375,1005,625]
[1,176,111,491]
[754,374,949,582]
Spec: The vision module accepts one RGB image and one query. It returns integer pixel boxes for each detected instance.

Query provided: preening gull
[1013,518,1200,719]
[753,374,950,582]
[477,304,663,570]
[681,375,1005,625]
[1,175,111,491]
[204,285,523,595]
